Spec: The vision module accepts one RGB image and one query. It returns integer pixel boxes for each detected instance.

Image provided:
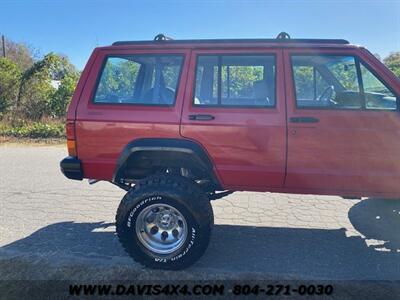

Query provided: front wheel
[115,174,213,270]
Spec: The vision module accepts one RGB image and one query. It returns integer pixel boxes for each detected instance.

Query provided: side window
[194,55,276,107]
[360,63,397,110]
[292,65,330,103]
[95,57,140,103]
[93,55,183,105]
[292,55,362,109]
[291,55,398,110]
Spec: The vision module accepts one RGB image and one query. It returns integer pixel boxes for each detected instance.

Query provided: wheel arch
[112,138,221,188]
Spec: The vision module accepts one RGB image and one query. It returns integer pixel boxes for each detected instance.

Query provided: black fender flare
[112,138,221,187]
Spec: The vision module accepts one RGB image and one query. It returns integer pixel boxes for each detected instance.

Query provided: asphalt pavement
[0,145,399,298]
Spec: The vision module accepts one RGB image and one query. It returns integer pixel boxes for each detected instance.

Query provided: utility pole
[1,35,5,58]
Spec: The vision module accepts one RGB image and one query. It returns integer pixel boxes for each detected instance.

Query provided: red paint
[283,48,400,198]
[180,49,286,189]
[73,48,191,180]
[66,41,400,198]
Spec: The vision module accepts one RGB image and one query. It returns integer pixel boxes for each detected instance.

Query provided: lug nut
[146,214,156,223]
[161,231,169,240]
[150,226,158,235]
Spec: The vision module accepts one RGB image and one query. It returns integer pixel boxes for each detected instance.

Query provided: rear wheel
[115,174,213,269]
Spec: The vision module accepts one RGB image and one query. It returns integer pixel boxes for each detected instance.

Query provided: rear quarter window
[93,55,184,105]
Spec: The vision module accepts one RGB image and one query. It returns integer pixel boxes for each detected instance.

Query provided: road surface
[0,145,399,298]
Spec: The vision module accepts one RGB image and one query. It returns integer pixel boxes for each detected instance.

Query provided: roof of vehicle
[107,33,358,50]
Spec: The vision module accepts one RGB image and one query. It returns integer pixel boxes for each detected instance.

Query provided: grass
[0,136,65,145]
[0,120,66,145]
[0,122,65,139]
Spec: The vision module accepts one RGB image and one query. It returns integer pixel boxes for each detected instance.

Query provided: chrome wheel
[135,203,188,254]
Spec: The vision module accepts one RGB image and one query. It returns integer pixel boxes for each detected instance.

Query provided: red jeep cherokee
[61,33,400,269]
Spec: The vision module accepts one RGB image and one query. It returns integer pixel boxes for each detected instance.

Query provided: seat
[253,80,270,105]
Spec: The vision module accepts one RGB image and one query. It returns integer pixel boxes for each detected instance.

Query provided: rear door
[284,48,400,196]
[180,49,286,190]
[75,48,190,180]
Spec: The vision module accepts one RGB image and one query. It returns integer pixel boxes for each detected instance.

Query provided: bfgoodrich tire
[115,174,213,270]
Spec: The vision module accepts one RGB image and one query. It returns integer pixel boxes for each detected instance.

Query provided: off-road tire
[115,174,213,270]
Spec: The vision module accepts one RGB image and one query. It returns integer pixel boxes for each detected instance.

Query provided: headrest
[253,80,268,99]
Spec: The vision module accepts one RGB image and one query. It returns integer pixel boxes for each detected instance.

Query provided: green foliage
[384,52,400,78]
[1,36,34,70]
[0,122,65,138]
[18,71,55,120]
[222,65,263,98]
[162,64,181,89]
[0,36,79,138]
[16,52,79,120]
[96,58,139,100]
[293,56,362,102]
[328,58,358,90]
[0,58,21,116]
[0,33,399,139]
[50,73,79,117]
[293,66,314,99]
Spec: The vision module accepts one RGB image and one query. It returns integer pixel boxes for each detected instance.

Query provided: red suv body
[60,34,400,269]
[62,36,400,198]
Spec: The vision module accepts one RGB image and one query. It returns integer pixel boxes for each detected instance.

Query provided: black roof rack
[112,32,349,46]
[153,33,173,41]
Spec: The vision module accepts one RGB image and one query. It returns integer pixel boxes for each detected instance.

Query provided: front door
[180,49,286,190]
[284,48,400,197]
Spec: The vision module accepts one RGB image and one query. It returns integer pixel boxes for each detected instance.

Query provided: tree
[384,52,400,78]
[95,59,139,101]
[0,58,21,116]
[0,35,79,121]
[1,34,34,70]
[16,53,56,119]
[17,53,79,120]
[19,74,55,120]
[222,65,263,98]
[50,72,79,117]
[45,53,80,117]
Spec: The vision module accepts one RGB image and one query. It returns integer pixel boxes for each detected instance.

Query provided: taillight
[66,121,77,157]
[66,121,75,140]
[67,140,77,157]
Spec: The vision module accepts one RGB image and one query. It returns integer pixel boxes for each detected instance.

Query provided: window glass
[292,55,362,109]
[316,71,330,99]
[327,57,359,91]
[292,66,331,103]
[293,65,313,101]
[360,63,397,110]
[94,55,183,105]
[194,55,276,107]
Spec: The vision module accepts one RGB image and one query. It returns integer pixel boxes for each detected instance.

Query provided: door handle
[290,117,319,123]
[188,114,215,121]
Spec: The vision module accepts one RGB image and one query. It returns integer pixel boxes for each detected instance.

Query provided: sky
[1,0,399,70]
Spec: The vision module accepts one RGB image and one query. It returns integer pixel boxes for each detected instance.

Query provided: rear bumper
[60,156,83,180]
